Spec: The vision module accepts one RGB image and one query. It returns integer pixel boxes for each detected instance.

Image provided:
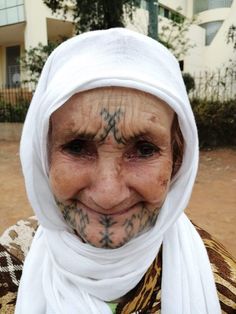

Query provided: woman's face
[49,87,174,248]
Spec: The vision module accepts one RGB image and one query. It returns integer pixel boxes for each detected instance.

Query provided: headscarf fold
[16,28,221,314]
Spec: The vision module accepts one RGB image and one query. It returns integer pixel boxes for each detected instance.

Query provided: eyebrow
[62,129,165,145]
[62,130,97,142]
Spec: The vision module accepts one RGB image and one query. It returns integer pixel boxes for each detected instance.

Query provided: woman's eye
[135,141,159,158]
[63,140,88,155]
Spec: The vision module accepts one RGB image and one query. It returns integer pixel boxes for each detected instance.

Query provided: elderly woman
[0,28,235,313]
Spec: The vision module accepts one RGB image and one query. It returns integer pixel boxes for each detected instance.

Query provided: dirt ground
[0,141,235,257]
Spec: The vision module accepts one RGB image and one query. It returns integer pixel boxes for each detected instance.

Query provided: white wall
[160,0,186,13]
[197,7,230,23]
[24,0,74,49]
[202,3,236,70]
[156,0,236,72]
[24,0,49,49]
[126,6,149,35]
[159,0,194,17]
[184,24,206,73]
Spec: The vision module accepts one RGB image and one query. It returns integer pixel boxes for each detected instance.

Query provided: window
[170,11,184,23]
[194,0,233,14]
[179,60,184,71]
[158,5,184,23]
[201,21,223,45]
[159,6,164,17]
[137,1,184,24]
[6,45,21,87]
[0,0,24,26]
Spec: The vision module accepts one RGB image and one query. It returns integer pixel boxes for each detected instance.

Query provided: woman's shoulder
[0,243,23,314]
[118,224,236,313]
[0,216,38,262]
[195,224,236,313]
[0,217,37,313]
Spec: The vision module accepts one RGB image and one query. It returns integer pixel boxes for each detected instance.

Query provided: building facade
[0,0,74,87]
[0,0,235,87]
[127,0,236,74]
[185,0,236,73]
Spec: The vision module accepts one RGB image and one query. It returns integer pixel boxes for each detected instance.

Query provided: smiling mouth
[76,201,139,216]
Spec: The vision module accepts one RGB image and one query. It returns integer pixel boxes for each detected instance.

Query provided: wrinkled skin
[49,87,174,249]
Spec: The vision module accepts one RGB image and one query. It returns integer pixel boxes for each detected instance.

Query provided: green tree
[43,0,139,34]
[225,24,236,77]
[21,0,139,85]
[20,41,62,85]
[182,73,195,93]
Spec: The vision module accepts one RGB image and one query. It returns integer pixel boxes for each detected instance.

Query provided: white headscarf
[16,28,221,314]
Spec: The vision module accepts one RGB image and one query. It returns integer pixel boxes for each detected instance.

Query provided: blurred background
[0,0,235,256]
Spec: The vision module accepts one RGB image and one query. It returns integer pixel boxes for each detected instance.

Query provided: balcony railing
[0,81,35,122]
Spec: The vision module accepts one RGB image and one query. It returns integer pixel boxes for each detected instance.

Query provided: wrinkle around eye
[62,139,97,158]
[124,141,161,161]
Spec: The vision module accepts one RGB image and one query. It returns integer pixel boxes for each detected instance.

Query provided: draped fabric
[15,28,221,313]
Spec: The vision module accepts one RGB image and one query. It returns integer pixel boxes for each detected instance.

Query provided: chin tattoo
[56,200,159,249]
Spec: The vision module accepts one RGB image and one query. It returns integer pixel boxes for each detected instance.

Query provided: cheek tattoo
[56,200,160,249]
[57,201,80,230]
[122,205,159,245]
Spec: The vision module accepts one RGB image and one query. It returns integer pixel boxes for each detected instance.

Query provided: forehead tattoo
[51,88,174,148]
[99,108,125,144]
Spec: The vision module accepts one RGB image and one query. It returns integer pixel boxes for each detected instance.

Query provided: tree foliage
[20,41,60,84]
[191,98,236,147]
[43,0,139,34]
[227,24,236,50]
[158,9,196,60]
[182,73,195,93]
[21,2,195,85]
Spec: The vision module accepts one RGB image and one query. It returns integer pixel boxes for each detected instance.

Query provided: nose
[88,158,130,211]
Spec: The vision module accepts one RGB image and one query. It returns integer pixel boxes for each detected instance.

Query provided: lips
[76,200,138,216]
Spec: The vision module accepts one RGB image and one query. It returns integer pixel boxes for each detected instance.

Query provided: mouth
[76,200,139,217]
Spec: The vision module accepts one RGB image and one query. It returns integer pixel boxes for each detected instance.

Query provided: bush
[182,72,195,93]
[0,99,30,122]
[20,41,60,85]
[191,99,236,147]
